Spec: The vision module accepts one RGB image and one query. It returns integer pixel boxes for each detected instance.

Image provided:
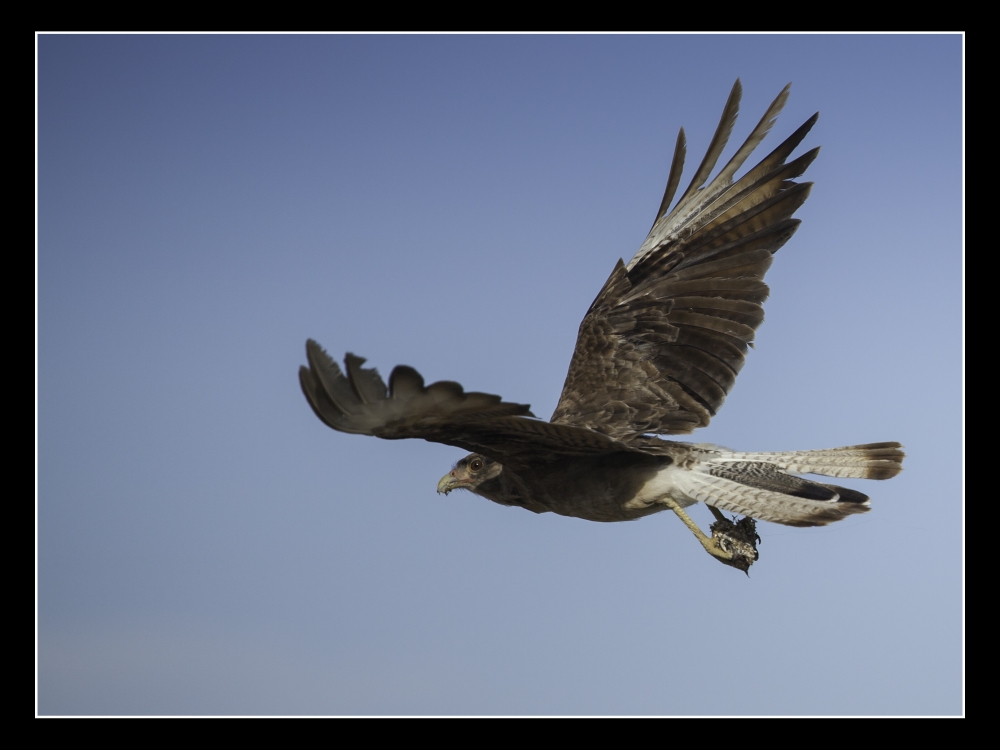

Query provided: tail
[709,442,904,480]
[680,442,904,527]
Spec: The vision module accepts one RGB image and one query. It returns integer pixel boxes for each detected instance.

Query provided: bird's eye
[469,458,484,472]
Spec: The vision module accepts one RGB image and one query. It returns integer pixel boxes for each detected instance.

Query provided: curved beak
[437,470,463,495]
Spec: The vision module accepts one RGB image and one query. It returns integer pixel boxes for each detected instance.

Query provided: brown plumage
[299,81,904,572]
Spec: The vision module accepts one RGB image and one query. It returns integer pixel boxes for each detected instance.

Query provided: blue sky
[38,34,962,715]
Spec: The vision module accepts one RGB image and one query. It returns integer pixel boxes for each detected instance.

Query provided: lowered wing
[551,80,819,438]
[300,340,636,466]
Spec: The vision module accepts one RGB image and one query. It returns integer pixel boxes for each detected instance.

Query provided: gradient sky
[37,34,963,716]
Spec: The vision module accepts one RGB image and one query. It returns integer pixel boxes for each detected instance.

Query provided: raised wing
[551,81,819,437]
[299,340,635,465]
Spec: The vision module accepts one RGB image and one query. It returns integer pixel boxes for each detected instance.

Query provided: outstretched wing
[551,80,819,437]
[299,340,635,465]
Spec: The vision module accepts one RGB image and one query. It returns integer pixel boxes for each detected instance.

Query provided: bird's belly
[625,463,697,510]
[519,454,678,523]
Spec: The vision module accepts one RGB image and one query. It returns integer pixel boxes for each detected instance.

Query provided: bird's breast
[511,453,675,523]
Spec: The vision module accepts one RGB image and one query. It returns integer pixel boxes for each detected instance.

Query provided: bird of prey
[299,80,904,572]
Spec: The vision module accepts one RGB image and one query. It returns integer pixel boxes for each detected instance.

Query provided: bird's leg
[662,497,759,574]
[707,505,728,524]
[661,497,734,561]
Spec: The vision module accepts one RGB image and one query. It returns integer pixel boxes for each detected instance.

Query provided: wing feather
[651,128,687,230]
[673,79,743,210]
[300,340,636,465]
[552,84,818,437]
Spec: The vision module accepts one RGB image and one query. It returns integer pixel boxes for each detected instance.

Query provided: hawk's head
[437,454,503,495]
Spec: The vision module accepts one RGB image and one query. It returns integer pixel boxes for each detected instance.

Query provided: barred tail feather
[709,442,905,480]
[678,468,871,527]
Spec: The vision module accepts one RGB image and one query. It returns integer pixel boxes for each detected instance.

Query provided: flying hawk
[299,81,904,572]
